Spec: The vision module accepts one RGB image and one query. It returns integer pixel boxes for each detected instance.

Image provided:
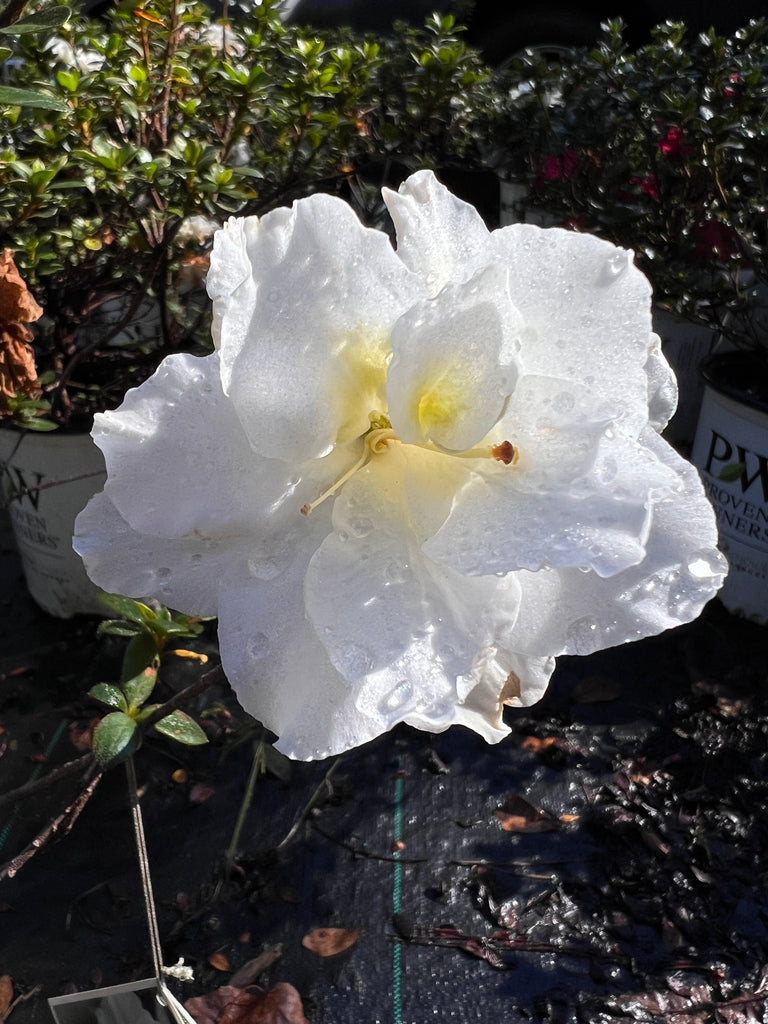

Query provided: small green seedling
[88,594,210,768]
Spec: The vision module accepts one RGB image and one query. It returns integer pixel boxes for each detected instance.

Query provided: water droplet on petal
[347,516,374,538]
[246,632,270,660]
[686,547,728,581]
[552,391,575,413]
[566,616,599,655]
[605,250,629,278]
[382,680,413,712]
[335,643,373,679]
[384,560,412,586]
[248,556,286,580]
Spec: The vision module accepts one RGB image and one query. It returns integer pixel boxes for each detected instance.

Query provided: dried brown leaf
[185,983,309,1024]
[208,952,231,972]
[0,976,13,1024]
[0,251,43,324]
[495,795,557,833]
[520,736,560,753]
[301,927,360,957]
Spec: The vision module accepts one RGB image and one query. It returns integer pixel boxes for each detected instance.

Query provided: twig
[0,753,94,812]
[0,772,102,882]
[141,664,226,731]
[276,756,342,850]
[225,738,266,871]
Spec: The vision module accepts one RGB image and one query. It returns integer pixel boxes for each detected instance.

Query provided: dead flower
[0,250,43,416]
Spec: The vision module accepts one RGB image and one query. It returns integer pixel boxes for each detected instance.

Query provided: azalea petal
[488,224,654,436]
[426,377,682,578]
[509,429,727,657]
[91,352,311,541]
[217,537,384,761]
[74,491,249,616]
[383,169,491,295]
[210,195,422,462]
[305,446,532,739]
[644,332,678,432]
[387,265,522,451]
[305,445,471,680]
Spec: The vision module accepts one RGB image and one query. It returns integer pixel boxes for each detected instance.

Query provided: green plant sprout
[87,593,210,769]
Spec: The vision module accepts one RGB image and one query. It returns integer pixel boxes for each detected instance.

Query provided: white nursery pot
[653,308,719,449]
[0,428,106,618]
[691,351,768,624]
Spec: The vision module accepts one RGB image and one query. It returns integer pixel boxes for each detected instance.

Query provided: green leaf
[0,86,68,111]
[153,710,208,747]
[92,712,140,768]
[122,631,162,682]
[718,462,745,482]
[56,69,80,94]
[99,593,156,624]
[97,618,143,638]
[123,662,158,711]
[0,7,71,33]
[88,683,128,711]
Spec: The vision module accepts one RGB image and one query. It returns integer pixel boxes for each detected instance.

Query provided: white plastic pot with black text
[691,351,768,624]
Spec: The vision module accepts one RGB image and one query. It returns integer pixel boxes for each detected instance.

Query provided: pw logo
[704,430,768,504]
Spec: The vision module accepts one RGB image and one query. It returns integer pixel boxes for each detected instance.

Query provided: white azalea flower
[73,170,727,760]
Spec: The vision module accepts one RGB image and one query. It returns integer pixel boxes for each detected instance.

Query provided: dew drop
[246,632,270,660]
[347,515,373,538]
[552,391,575,413]
[566,616,600,655]
[382,680,413,712]
[605,250,629,278]
[686,547,728,581]
[248,556,285,581]
[335,643,373,678]
[597,456,618,484]
[384,560,412,586]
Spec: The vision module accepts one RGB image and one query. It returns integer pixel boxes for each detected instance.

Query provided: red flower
[538,149,582,183]
[723,72,739,98]
[632,174,660,200]
[658,125,689,158]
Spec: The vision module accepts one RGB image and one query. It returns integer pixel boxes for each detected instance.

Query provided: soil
[1,508,768,1024]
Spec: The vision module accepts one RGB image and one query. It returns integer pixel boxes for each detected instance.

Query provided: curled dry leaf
[208,952,231,972]
[0,250,43,412]
[0,976,13,1024]
[495,794,558,833]
[301,927,360,957]
[185,983,309,1024]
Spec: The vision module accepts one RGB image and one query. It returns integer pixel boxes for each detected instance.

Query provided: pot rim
[700,350,768,417]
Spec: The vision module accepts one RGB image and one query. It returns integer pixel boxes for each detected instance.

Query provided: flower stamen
[301,416,399,515]
[446,440,519,464]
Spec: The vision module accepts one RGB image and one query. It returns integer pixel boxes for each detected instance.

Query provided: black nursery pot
[691,349,768,624]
